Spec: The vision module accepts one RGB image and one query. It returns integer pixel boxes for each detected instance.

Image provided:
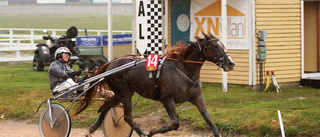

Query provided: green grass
[0,13,132,35]
[0,13,133,53]
[0,13,132,47]
[0,62,320,137]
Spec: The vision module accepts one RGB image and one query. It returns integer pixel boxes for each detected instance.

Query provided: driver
[49,47,83,95]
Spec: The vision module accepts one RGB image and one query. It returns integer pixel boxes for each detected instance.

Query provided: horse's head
[191,33,235,72]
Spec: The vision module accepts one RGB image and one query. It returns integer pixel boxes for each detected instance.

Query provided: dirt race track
[0,113,213,137]
[0,120,104,137]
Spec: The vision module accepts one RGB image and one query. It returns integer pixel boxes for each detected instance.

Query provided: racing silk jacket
[48,60,77,91]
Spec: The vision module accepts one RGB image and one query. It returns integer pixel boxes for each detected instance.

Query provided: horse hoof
[88,124,97,134]
[148,129,155,137]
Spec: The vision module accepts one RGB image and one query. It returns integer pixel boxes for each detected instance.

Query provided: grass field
[0,62,320,137]
[0,12,133,54]
[0,13,132,32]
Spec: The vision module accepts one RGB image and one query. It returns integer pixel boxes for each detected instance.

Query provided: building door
[304,1,320,73]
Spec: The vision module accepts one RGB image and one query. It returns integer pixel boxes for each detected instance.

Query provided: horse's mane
[163,41,194,61]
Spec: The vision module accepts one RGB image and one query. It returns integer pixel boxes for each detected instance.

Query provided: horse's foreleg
[148,100,179,136]
[189,94,221,137]
[121,93,147,137]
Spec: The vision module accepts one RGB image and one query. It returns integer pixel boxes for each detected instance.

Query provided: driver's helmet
[55,47,72,60]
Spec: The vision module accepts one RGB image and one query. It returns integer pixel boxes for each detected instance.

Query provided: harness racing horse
[74,33,236,137]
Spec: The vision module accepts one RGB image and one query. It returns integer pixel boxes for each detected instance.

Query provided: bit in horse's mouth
[222,66,235,72]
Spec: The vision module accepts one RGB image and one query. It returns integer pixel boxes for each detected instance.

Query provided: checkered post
[146,0,162,55]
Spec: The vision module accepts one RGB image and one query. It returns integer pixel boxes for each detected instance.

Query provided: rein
[166,57,215,65]
[208,37,219,42]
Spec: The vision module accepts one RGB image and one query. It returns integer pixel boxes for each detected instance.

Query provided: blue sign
[102,34,132,46]
[76,36,101,46]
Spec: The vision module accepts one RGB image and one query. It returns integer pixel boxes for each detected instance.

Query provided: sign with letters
[171,0,251,49]
[136,0,163,55]
[191,0,250,49]
[76,36,101,46]
[102,34,132,46]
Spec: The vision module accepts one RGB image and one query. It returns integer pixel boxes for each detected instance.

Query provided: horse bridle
[201,38,230,69]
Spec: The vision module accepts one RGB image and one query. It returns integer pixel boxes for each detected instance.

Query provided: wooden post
[108,0,113,60]
[16,40,20,59]
[9,29,13,47]
[222,0,228,92]
[317,2,320,71]
[30,29,34,46]
[278,110,285,137]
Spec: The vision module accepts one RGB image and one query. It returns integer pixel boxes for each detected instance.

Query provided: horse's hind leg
[148,99,179,136]
[189,94,221,137]
[89,97,120,134]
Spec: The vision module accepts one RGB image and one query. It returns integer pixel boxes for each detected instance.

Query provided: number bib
[146,54,159,71]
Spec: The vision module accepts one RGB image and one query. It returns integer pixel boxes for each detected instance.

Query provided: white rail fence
[0,28,131,62]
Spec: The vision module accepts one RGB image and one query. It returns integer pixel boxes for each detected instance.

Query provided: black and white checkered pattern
[146,0,162,55]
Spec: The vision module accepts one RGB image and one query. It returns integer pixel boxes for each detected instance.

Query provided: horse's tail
[72,62,111,116]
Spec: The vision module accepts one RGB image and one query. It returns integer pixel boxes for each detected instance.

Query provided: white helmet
[55,47,72,59]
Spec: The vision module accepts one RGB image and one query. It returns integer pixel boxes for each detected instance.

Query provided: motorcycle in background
[33,26,78,71]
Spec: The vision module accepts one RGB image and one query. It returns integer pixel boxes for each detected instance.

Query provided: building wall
[200,50,250,85]
[103,44,132,59]
[256,0,301,83]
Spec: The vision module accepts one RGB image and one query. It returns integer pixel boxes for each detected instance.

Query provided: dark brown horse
[74,33,235,137]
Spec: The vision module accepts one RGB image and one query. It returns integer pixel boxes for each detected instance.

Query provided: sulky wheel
[103,105,133,137]
[39,103,71,137]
